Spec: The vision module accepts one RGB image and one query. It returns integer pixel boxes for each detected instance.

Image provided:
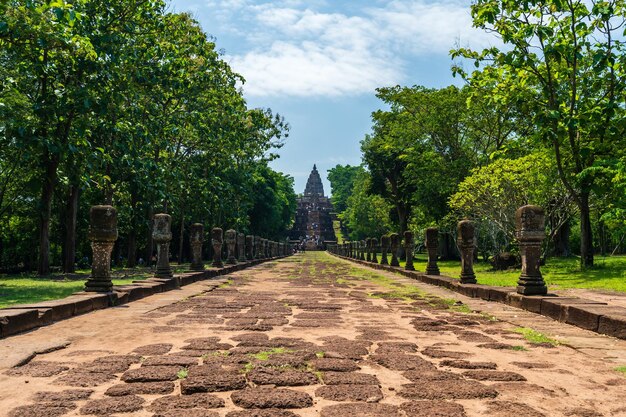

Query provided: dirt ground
[0,252,625,417]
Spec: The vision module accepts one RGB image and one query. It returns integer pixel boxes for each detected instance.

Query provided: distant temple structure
[290,165,336,250]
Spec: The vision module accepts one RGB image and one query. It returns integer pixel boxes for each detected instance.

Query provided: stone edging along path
[330,252,626,341]
[0,256,290,339]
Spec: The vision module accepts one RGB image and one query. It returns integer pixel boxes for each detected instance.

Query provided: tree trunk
[178,211,185,265]
[145,207,154,267]
[127,230,137,268]
[552,219,570,257]
[63,185,79,273]
[579,192,594,268]
[38,151,59,276]
[126,189,138,268]
[397,204,408,260]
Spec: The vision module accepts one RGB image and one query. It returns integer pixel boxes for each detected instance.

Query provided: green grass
[0,266,170,308]
[615,366,626,377]
[332,220,345,244]
[176,368,188,379]
[513,327,560,346]
[250,347,292,361]
[368,252,626,293]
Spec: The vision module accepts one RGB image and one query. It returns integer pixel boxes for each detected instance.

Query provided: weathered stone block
[0,309,39,338]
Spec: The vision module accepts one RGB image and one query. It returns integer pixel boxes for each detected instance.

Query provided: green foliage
[342,171,394,240]
[513,327,560,346]
[452,0,626,267]
[327,165,363,213]
[0,0,293,273]
[449,151,573,254]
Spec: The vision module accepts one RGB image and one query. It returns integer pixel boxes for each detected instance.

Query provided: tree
[452,0,626,267]
[449,152,573,257]
[342,171,395,240]
[327,165,363,213]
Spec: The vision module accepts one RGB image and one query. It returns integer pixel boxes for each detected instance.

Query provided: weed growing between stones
[346,265,475,314]
[176,368,188,379]
[510,346,529,351]
[251,347,293,361]
[513,327,561,346]
[614,366,626,377]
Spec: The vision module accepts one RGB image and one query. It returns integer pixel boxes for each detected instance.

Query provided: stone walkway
[0,252,625,417]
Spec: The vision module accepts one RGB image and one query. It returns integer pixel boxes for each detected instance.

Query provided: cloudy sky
[169,0,498,194]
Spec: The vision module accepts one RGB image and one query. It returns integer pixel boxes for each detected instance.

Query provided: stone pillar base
[460,275,477,284]
[189,263,204,271]
[517,276,547,295]
[84,279,113,292]
[212,260,224,268]
[426,266,440,275]
[155,267,173,278]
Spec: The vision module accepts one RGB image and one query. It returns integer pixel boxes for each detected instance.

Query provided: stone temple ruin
[289,165,336,250]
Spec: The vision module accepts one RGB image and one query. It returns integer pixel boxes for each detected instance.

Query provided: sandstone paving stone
[225,410,299,417]
[440,359,498,369]
[399,401,467,417]
[121,365,181,382]
[315,384,383,402]
[93,354,141,365]
[32,389,93,402]
[147,393,225,411]
[153,410,220,417]
[453,330,497,343]
[132,343,174,356]
[255,351,317,368]
[231,388,313,409]
[104,381,175,396]
[181,371,247,393]
[374,341,418,354]
[247,367,318,386]
[6,361,70,377]
[509,361,555,369]
[477,342,517,350]
[485,400,546,417]
[80,395,145,415]
[53,370,117,387]
[231,333,270,344]
[462,370,527,381]
[183,338,233,351]
[421,346,471,359]
[370,353,437,371]
[310,358,360,372]
[402,369,462,381]
[82,361,132,374]
[142,355,199,367]
[399,379,499,400]
[321,371,379,385]
[319,403,402,417]
[8,403,77,417]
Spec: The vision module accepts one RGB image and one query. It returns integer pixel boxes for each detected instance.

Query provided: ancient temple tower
[289,165,336,249]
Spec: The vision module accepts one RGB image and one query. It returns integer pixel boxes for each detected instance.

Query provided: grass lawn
[373,253,626,293]
[0,263,193,309]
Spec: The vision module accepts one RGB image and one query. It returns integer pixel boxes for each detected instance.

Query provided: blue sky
[169,0,498,194]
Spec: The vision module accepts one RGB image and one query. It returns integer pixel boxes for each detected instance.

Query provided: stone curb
[0,256,290,339]
[331,253,626,340]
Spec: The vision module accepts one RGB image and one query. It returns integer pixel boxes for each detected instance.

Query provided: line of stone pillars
[84,205,292,293]
[327,205,548,296]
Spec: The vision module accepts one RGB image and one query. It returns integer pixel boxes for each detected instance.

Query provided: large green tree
[327,165,363,213]
[453,0,626,267]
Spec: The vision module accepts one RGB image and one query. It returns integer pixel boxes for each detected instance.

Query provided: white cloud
[204,0,498,97]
